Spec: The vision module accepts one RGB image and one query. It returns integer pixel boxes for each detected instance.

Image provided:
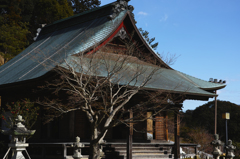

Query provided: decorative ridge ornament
[115,27,129,39]
[33,24,46,41]
[108,0,135,22]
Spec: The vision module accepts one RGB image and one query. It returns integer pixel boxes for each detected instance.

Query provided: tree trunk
[89,142,101,159]
[89,126,101,159]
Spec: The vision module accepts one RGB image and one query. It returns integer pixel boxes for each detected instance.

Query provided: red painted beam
[87,22,124,55]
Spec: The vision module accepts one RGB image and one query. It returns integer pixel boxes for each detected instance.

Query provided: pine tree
[0,22,30,64]
[34,0,74,25]
[139,28,159,50]
[0,0,31,64]
[69,0,101,14]
[0,0,101,63]
[0,0,74,64]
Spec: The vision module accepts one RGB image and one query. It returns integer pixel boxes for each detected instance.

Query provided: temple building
[0,0,226,158]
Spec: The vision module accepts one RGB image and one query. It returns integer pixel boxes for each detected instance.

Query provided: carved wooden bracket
[114,27,129,39]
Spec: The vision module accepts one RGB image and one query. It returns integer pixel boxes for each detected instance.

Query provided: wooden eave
[123,11,172,69]
[0,71,55,96]
[85,11,171,69]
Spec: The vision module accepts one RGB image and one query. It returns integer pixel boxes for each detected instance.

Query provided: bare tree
[37,41,181,159]
[187,127,214,156]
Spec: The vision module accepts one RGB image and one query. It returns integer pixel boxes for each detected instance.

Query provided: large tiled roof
[0,4,126,86]
[176,71,225,90]
[0,0,225,98]
[62,53,220,97]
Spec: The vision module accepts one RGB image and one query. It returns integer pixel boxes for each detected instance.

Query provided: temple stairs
[103,142,173,159]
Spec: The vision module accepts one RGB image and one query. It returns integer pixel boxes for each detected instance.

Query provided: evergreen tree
[0,0,104,64]
[182,100,240,143]
[0,0,31,64]
[0,0,74,64]
[69,0,101,14]
[34,0,74,25]
[0,22,30,64]
[139,28,159,50]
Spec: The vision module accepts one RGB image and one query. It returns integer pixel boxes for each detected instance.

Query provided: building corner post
[127,109,133,159]
[174,104,182,159]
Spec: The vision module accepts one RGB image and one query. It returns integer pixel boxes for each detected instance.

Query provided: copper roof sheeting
[0,2,225,99]
[61,53,222,97]
[0,9,126,86]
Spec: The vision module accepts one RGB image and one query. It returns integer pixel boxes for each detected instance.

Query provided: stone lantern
[211,134,223,159]
[1,115,36,159]
[226,140,236,159]
[72,136,85,159]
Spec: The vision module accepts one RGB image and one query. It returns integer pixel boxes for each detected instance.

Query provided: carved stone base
[8,143,28,159]
[73,153,83,159]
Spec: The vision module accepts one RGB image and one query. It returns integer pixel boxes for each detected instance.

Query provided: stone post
[72,136,84,159]
[211,134,223,159]
[226,140,236,159]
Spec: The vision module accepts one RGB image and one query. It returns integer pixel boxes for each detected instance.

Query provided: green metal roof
[176,71,226,90]
[0,8,126,86]
[61,53,219,97]
[0,1,226,99]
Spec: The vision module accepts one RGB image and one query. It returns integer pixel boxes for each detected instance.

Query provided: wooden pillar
[164,111,168,141]
[155,115,163,140]
[174,107,181,159]
[147,112,153,140]
[127,109,133,159]
[69,111,75,139]
[41,145,46,159]
[155,111,170,140]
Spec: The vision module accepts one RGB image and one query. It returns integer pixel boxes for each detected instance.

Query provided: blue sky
[101,0,240,111]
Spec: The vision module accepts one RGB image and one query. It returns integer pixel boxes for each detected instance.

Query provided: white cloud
[138,11,148,16]
[160,14,168,22]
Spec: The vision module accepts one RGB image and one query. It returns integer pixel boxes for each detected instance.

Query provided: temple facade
[0,0,226,158]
